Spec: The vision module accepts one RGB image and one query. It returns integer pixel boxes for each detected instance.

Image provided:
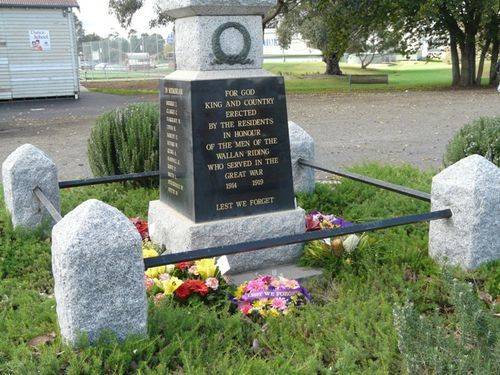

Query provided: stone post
[429,155,500,270]
[289,121,315,194]
[2,144,60,229]
[52,199,147,345]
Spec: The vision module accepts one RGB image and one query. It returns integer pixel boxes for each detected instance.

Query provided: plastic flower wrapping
[142,243,229,304]
[232,275,311,319]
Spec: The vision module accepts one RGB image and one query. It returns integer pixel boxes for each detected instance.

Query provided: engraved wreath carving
[211,22,254,65]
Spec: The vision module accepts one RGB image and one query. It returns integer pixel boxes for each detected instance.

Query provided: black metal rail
[299,159,431,202]
[144,209,451,269]
[58,161,431,203]
[59,171,160,189]
[52,162,448,270]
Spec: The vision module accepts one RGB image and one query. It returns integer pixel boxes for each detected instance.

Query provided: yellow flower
[143,243,166,278]
[268,308,280,318]
[143,248,158,258]
[259,309,267,317]
[146,266,166,279]
[235,284,246,299]
[195,258,217,279]
[253,299,268,309]
[160,276,183,295]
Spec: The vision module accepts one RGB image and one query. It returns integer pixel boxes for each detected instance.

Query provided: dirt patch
[1,89,499,180]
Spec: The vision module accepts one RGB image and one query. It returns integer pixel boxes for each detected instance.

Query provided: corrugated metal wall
[0,7,79,99]
[0,14,11,99]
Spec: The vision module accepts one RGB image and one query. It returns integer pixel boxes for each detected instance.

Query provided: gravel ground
[0,90,498,180]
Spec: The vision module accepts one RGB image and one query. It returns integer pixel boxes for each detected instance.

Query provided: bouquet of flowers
[303,211,367,262]
[305,211,353,231]
[143,242,230,304]
[232,275,311,320]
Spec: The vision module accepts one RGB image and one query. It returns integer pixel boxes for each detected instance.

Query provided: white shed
[0,0,79,100]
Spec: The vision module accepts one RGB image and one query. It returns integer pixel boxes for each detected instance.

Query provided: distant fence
[79,67,174,82]
[42,159,451,270]
[80,35,175,81]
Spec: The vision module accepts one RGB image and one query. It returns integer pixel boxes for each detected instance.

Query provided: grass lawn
[0,164,498,373]
[84,61,494,95]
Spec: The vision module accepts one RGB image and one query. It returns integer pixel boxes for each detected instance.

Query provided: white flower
[188,265,199,275]
[343,234,360,253]
[166,264,175,273]
[205,277,219,290]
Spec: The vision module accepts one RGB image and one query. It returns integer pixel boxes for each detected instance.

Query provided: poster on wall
[29,30,51,51]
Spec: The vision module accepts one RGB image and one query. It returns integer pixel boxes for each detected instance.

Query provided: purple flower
[331,217,353,228]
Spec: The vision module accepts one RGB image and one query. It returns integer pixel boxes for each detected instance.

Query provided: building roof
[0,0,79,8]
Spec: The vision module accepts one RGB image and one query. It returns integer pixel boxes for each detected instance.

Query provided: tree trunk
[450,34,461,86]
[323,52,342,75]
[476,37,491,85]
[361,51,376,69]
[489,37,499,86]
[459,32,477,87]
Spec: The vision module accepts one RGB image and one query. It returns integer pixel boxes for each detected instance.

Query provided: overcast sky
[76,0,171,38]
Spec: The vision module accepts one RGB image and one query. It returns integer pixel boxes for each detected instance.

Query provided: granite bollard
[289,121,315,194]
[52,199,147,345]
[429,155,500,270]
[2,144,60,229]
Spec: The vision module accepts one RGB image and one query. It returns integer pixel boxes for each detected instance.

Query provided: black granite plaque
[160,76,295,223]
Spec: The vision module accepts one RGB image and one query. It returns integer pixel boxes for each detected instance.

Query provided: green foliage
[277,0,401,74]
[393,276,499,374]
[444,116,500,167]
[87,103,159,185]
[0,164,498,373]
[87,61,487,95]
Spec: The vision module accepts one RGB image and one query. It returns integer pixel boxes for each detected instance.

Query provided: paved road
[0,92,156,179]
[288,90,500,172]
[1,90,499,180]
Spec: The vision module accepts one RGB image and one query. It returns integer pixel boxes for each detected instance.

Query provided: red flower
[189,279,209,296]
[175,279,209,300]
[174,282,192,299]
[176,261,193,271]
[130,217,149,240]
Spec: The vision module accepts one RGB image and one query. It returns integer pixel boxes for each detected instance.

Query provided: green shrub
[393,276,499,374]
[87,103,159,183]
[444,117,500,167]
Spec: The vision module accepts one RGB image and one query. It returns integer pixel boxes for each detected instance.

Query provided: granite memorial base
[149,200,306,274]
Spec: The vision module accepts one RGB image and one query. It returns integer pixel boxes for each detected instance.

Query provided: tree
[74,13,85,53]
[263,0,300,28]
[80,33,103,43]
[399,0,499,87]
[277,0,398,75]
[73,13,102,55]
[109,0,144,27]
[349,28,401,69]
[109,0,291,28]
